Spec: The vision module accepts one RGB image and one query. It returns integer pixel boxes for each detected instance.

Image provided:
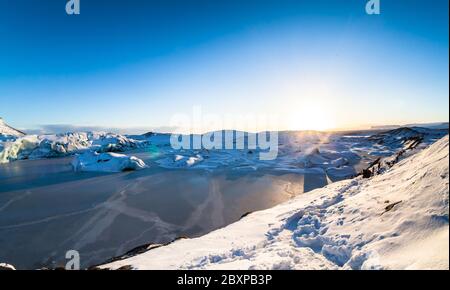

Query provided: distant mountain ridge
[371,122,449,130]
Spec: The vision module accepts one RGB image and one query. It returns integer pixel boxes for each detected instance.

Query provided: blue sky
[0,0,448,133]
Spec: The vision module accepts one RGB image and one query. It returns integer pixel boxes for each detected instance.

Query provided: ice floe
[71,151,147,173]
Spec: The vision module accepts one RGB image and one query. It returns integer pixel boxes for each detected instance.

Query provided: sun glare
[285,101,335,131]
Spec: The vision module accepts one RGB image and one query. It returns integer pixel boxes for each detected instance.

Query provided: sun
[285,102,335,131]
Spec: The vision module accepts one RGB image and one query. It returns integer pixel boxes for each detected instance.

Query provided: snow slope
[100,135,449,270]
[0,118,25,137]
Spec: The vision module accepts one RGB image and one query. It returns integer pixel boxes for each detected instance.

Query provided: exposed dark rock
[362,169,373,179]
[240,211,253,220]
[91,236,190,270]
[143,132,155,138]
[382,201,402,215]
[117,265,133,271]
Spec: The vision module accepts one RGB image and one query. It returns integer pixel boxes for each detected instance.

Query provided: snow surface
[72,152,147,173]
[0,118,25,137]
[100,135,449,270]
[0,263,16,270]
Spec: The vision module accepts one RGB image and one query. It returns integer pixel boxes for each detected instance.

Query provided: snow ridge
[0,118,25,137]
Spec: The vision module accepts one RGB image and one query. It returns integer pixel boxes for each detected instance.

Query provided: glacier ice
[0,132,148,163]
[71,151,147,172]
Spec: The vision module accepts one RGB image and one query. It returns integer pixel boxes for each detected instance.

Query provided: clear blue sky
[0,0,448,133]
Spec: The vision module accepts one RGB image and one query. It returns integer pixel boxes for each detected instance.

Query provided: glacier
[0,132,149,164]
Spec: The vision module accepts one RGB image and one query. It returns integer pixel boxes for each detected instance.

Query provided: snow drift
[100,135,449,270]
[72,152,147,173]
[0,263,16,271]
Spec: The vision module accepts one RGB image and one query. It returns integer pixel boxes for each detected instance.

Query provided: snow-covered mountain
[0,118,25,138]
[368,126,447,149]
[100,135,449,270]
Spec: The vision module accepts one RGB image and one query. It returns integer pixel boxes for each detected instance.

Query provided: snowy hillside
[0,118,25,138]
[100,135,449,270]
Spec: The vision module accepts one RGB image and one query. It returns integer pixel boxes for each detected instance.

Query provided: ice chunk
[158,154,204,168]
[330,157,348,167]
[71,152,147,172]
[0,135,40,163]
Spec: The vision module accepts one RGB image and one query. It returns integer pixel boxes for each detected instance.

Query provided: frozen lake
[3,127,436,269]
[0,152,329,269]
